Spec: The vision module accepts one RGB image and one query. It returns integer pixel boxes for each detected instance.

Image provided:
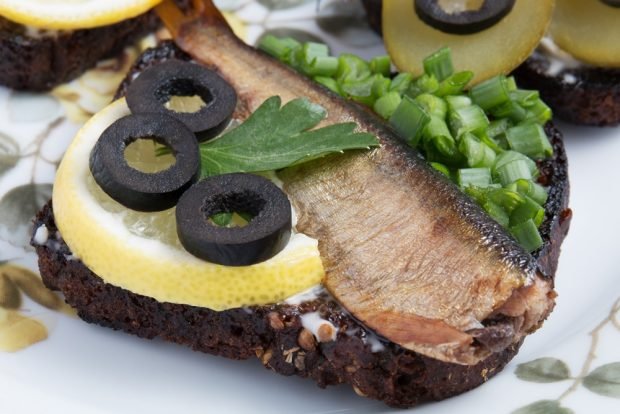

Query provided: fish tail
[155,0,233,40]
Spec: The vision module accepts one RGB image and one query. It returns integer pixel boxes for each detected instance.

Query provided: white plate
[1,1,619,413]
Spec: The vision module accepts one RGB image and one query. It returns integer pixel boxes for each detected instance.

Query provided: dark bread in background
[0,14,159,91]
[0,0,191,91]
[513,53,620,127]
[33,41,571,408]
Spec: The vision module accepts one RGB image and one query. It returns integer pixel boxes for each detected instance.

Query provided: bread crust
[514,52,620,127]
[0,14,158,91]
[32,43,571,408]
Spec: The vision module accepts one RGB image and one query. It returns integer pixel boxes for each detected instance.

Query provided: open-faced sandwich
[0,0,185,91]
[513,0,620,126]
[362,0,620,127]
[32,0,571,408]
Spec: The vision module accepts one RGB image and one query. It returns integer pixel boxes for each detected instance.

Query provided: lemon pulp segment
[53,99,325,310]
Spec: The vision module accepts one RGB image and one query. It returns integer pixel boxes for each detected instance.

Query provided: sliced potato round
[550,0,620,67]
[383,0,554,85]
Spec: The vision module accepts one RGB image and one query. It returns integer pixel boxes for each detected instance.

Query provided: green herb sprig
[198,96,378,177]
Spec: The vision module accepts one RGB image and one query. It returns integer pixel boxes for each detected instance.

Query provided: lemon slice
[53,98,324,310]
[0,0,163,30]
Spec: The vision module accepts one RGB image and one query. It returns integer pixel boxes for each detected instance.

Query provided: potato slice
[550,0,620,67]
[383,0,554,85]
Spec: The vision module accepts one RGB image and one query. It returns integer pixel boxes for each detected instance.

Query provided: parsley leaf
[199,96,379,177]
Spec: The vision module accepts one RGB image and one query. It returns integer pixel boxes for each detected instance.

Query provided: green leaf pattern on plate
[583,363,620,398]
[0,133,20,177]
[257,0,313,10]
[515,358,572,383]
[513,298,620,412]
[511,400,574,414]
[0,184,52,248]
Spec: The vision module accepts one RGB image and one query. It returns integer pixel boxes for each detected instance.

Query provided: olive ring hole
[437,0,484,14]
[157,78,213,114]
[124,136,177,174]
[415,0,516,35]
[204,191,263,228]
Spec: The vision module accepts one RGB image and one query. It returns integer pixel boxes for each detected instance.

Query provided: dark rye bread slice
[513,52,620,127]
[32,42,571,408]
[0,13,159,91]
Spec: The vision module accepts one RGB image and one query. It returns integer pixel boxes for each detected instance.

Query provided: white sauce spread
[364,332,385,352]
[300,311,338,341]
[24,25,66,39]
[33,224,49,245]
[285,284,324,305]
[539,37,586,77]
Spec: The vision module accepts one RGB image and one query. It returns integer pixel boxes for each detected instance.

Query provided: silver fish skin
[157,0,554,365]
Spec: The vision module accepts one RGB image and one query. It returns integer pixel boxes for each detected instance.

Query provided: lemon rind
[0,0,163,30]
[53,99,324,311]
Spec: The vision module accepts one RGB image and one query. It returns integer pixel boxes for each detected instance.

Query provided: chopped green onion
[487,118,512,138]
[306,56,339,77]
[470,75,510,110]
[427,134,462,162]
[336,54,371,83]
[341,75,377,106]
[371,76,391,98]
[415,93,447,119]
[459,133,496,168]
[483,200,510,228]
[406,74,439,98]
[436,71,474,97]
[510,219,543,252]
[510,89,540,107]
[487,119,511,150]
[486,188,525,213]
[457,168,492,188]
[525,99,553,125]
[493,150,538,177]
[506,123,553,160]
[210,212,233,227]
[464,185,488,204]
[430,162,451,178]
[314,76,343,95]
[510,195,545,227]
[448,105,489,138]
[495,159,533,186]
[390,72,414,95]
[286,45,305,70]
[507,179,548,206]
[370,55,391,76]
[258,35,300,61]
[480,132,505,154]
[423,47,454,82]
[389,95,430,147]
[374,91,402,120]
[446,95,472,111]
[423,116,452,142]
[491,99,528,123]
[303,42,328,63]
[504,76,518,92]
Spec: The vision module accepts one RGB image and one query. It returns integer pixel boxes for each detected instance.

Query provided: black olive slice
[126,59,237,142]
[176,173,292,266]
[601,0,620,8]
[414,0,516,35]
[90,113,201,212]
